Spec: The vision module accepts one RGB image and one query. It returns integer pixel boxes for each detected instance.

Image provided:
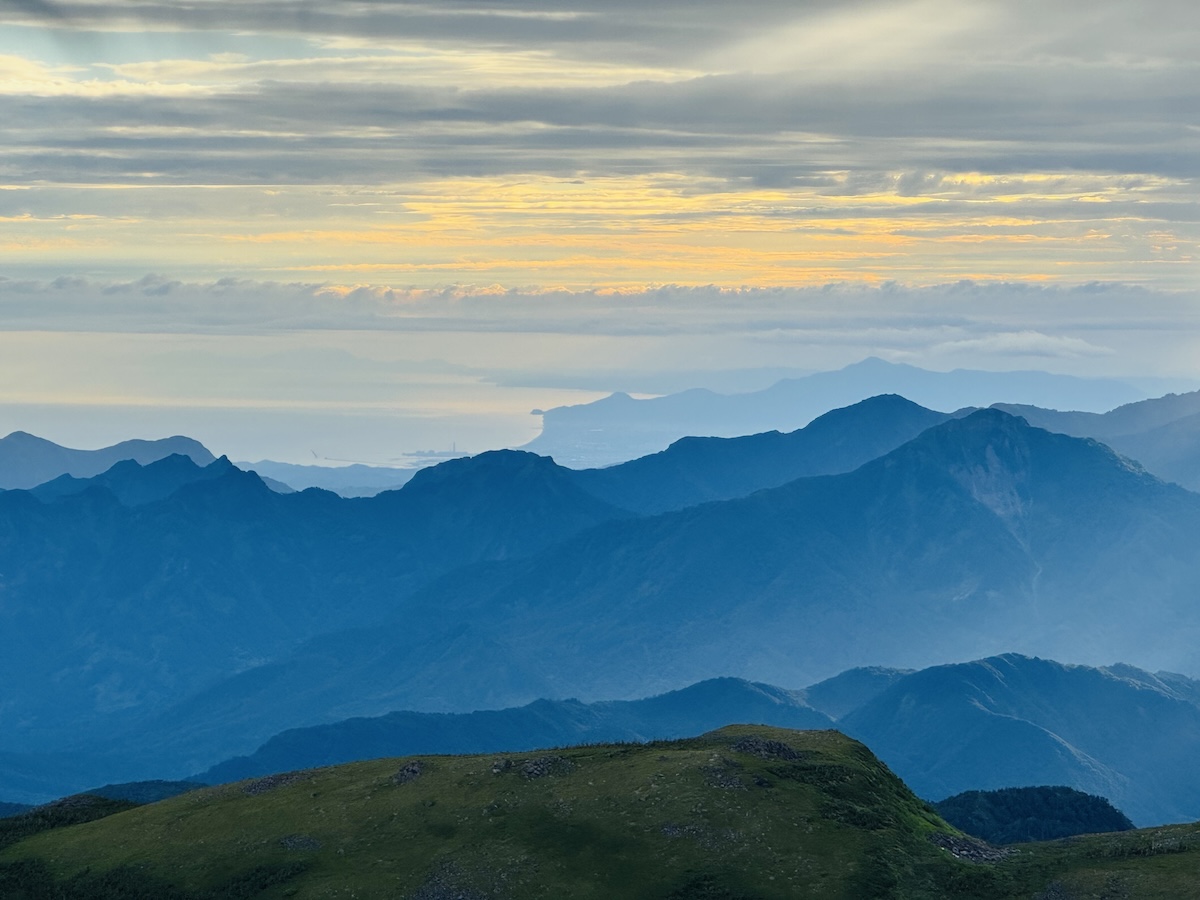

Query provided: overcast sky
[1,1,1197,461]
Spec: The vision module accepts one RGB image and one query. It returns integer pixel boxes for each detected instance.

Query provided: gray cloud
[0,0,1194,294]
[3,67,1197,191]
[1,275,1194,337]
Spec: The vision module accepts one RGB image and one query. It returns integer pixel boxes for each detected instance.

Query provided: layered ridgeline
[7,726,1199,900]
[0,449,631,756]
[0,396,950,768]
[9,400,1200,808]
[568,393,954,514]
[199,678,834,784]
[0,431,214,490]
[996,390,1200,492]
[522,357,1157,467]
[215,407,1200,735]
[189,655,1200,828]
[838,655,1200,826]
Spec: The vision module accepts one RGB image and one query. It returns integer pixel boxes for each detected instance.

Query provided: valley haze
[1,0,1198,894]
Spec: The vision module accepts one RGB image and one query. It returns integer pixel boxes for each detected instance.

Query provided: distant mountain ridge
[188,654,1200,828]
[569,393,956,514]
[236,459,419,497]
[524,357,1161,467]
[90,406,1200,774]
[0,448,632,762]
[841,654,1200,826]
[994,391,1200,491]
[198,677,832,784]
[11,393,1200,819]
[30,454,238,506]
[0,432,215,490]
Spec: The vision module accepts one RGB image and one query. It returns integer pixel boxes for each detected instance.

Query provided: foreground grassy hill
[2,726,1198,899]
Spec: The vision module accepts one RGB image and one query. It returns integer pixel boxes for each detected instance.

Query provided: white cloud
[931,331,1115,358]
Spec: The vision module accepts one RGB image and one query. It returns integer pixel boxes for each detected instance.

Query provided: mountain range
[185,654,1200,827]
[341,407,1200,712]
[522,357,1168,467]
[8,382,1200,823]
[995,391,1200,492]
[0,431,214,490]
[0,449,631,758]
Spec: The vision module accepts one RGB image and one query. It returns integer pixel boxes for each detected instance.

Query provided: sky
[0,0,1197,462]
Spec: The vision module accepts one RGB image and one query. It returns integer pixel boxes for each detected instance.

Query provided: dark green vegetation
[0,726,1021,899]
[84,780,205,805]
[6,727,1200,900]
[0,795,139,853]
[936,786,1134,844]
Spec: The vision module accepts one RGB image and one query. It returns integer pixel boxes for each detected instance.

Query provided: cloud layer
[0,0,1195,287]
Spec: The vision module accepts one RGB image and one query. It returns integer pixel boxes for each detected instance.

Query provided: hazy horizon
[2,1,1197,459]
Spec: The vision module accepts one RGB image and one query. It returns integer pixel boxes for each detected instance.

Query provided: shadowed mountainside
[841,654,1200,826]
[131,409,1200,771]
[995,390,1200,490]
[569,393,955,514]
[0,449,632,757]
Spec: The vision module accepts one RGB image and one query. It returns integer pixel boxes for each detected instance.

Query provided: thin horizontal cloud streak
[1,276,1194,337]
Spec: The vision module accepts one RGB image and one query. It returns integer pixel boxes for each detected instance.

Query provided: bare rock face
[930,832,1014,863]
[491,755,574,779]
[731,736,802,761]
[242,771,311,796]
[393,760,425,784]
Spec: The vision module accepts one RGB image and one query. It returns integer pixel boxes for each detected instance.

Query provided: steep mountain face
[569,394,954,514]
[198,678,832,783]
[152,408,1200,763]
[995,389,1200,441]
[1103,411,1200,492]
[400,410,1200,699]
[0,451,631,754]
[523,357,1149,467]
[0,432,215,490]
[841,655,1200,826]
[994,391,1200,490]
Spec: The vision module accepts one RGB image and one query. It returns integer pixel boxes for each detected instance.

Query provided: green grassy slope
[3,726,1199,900]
